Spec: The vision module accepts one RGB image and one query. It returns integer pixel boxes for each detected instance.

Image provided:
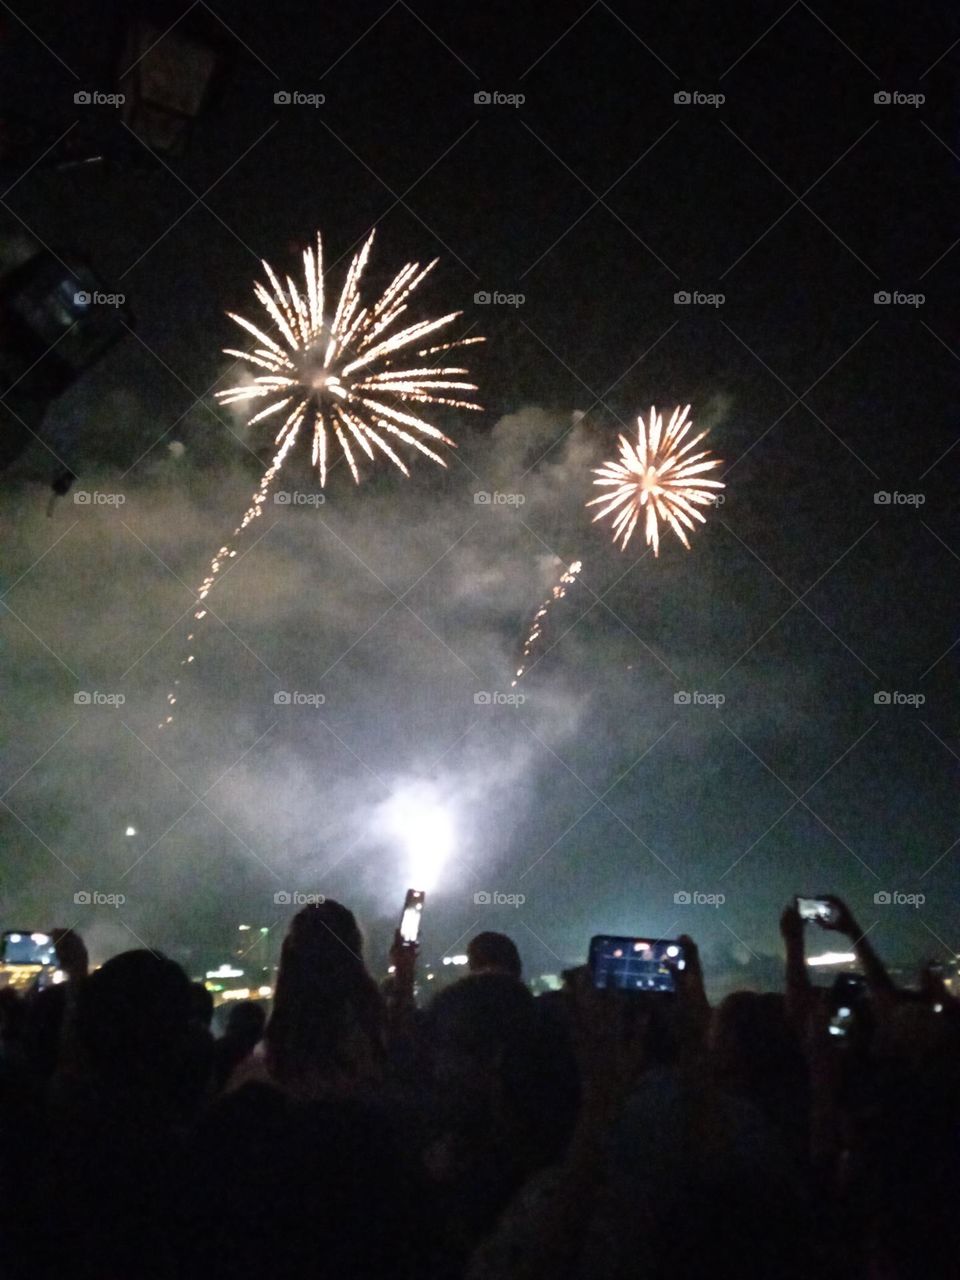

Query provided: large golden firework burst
[216,229,483,485]
[587,404,724,555]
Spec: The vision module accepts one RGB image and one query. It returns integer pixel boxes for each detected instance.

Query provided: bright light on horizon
[806,951,857,967]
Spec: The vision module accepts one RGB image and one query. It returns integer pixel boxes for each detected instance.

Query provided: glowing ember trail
[587,404,724,556]
[159,230,483,729]
[512,559,582,687]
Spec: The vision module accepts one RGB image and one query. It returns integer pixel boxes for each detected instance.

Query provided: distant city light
[205,964,243,979]
[807,951,857,967]
[125,826,136,836]
[442,954,468,966]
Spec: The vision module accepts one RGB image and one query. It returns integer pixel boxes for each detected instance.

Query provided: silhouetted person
[467,930,522,980]
[41,950,196,1280]
[189,979,215,1029]
[425,973,568,1274]
[212,999,266,1090]
[262,899,386,1099]
[22,927,88,1079]
[181,903,422,1279]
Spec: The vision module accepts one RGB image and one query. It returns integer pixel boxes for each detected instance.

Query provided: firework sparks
[512,559,582,686]
[587,405,724,555]
[159,231,482,729]
[217,228,482,487]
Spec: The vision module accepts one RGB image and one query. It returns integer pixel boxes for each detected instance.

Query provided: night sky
[1,0,957,987]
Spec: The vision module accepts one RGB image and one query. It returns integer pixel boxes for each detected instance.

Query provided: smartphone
[828,973,866,1038]
[398,889,425,947]
[588,935,685,993]
[1,931,57,967]
[796,896,839,926]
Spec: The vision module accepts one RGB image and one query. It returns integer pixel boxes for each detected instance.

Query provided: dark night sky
[0,0,957,986]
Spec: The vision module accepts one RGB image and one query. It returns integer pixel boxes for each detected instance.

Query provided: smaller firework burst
[512,559,582,686]
[588,404,724,555]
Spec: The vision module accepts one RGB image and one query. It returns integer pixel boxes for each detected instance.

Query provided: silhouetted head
[50,927,89,981]
[467,930,522,980]
[429,972,534,1097]
[190,981,215,1029]
[285,899,365,962]
[70,949,193,1092]
[265,901,384,1094]
[224,999,267,1046]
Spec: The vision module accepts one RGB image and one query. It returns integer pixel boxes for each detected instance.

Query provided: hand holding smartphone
[795,896,840,927]
[398,889,425,948]
[588,934,686,993]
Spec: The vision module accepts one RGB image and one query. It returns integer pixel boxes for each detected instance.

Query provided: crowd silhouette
[0,898,958,1279]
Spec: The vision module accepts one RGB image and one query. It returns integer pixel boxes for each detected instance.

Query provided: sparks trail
[159,230,484,729]
[512,559,582,687]
[588,404,724,555]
